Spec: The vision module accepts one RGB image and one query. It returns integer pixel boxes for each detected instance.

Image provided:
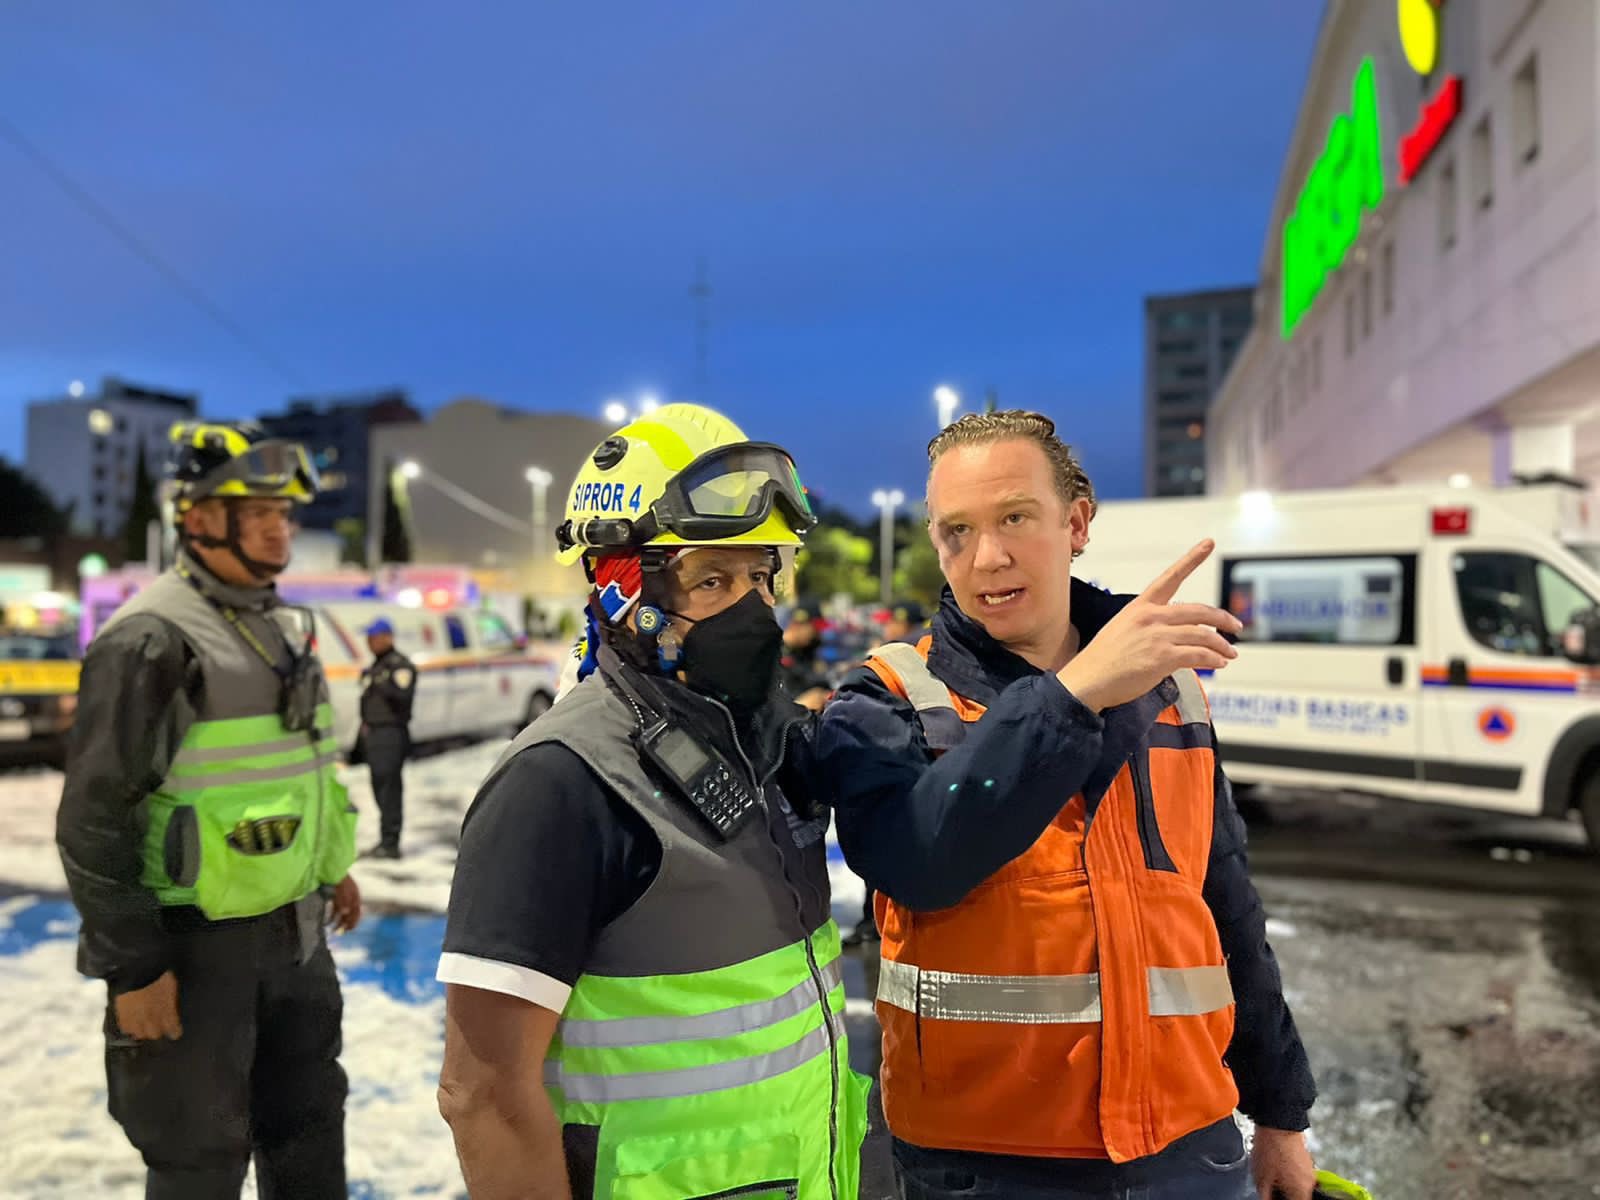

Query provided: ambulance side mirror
[1561,608,1600,665]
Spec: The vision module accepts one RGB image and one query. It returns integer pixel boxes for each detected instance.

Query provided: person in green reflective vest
[56,421,362,1200]
[438,403,872,1199]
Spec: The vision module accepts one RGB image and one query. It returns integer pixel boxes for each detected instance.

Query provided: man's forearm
[443,1080,571,1200]
[831,675,1105,909]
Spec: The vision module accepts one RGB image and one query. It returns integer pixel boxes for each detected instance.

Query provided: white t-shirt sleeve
[438,741,658,1009]
[436,951,572,1010]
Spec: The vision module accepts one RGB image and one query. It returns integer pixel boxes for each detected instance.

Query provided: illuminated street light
[399,460,421,480]
[526,466,555,568]
[934,385,960,430]
[603,400,629,424]
[638,393,660,414]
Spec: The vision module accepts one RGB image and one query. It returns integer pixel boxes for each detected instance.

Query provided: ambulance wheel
[520,690,553,730]
[1579,772,1600,854]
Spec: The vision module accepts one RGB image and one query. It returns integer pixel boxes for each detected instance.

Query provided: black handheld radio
[635,717,759,837]
[600,646,760,839]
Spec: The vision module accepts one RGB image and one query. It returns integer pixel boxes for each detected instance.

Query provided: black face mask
[677,590,784,714]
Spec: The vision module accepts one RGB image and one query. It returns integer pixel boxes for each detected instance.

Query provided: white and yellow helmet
[556,403,815,564]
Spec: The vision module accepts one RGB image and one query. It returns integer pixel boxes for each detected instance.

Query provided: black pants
[366,724,409,848]
[105,905,347,1200]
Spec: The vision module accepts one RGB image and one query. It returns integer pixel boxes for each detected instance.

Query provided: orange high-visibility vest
[863,637,1239,1163]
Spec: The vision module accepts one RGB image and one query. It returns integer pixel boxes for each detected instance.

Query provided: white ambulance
[313,601,562,755]
[1081,482,1600,848]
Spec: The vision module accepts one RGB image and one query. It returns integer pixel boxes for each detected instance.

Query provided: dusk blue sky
[1,2,1321,517]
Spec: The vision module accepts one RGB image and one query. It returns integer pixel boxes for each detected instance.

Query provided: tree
[120,445,162,564]
[334,518,366,566]
[379,462,412,563]
[894,532,945,608]
[0,459,68,539]
[794,523,877,604]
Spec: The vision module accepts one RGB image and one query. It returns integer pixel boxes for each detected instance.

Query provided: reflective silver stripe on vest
[559,959,844,1049]
[1171,669,1210,726]
[169,749,340,791]
[1147,964,1233,1017]
[877,957,1102,1024]
[878,959,1232,1022]
[545,1011,843,1103]
[172,733,320,767]
[871,643,954,716]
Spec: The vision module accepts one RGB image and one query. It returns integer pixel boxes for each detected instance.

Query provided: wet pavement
[840,791,1600,1200]
[10,757,1600,1197]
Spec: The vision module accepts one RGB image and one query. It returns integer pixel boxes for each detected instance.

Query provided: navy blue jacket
[810,580,1316,1133]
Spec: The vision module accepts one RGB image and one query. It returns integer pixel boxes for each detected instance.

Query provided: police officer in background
[56,421,361,1200]
[360,617,415,860]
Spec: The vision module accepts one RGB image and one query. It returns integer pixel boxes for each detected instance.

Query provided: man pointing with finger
[812,412,1318,1200]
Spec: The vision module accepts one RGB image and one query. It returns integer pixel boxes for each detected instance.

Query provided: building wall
[259,392,420,534]
[1143,287,1254,496]
[368,399,612,600]
[26,385,198,538]
[1210,0,1600,495]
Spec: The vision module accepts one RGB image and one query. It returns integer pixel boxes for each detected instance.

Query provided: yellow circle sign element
[1398,0,1439,75]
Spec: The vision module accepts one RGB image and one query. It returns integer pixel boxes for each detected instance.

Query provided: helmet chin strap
[180,501,286,582]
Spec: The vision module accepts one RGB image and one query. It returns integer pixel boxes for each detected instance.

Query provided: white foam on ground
[1,737,877,1197]
[0,919,464,1198]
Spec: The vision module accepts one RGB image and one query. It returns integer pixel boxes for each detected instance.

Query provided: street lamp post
[934,385,960,431]
[871,488,905,606]
[525,467,554,576]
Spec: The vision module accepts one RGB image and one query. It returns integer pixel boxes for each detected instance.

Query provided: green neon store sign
[1280,57,1386,339]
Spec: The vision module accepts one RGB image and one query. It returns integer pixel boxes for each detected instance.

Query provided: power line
[0,114,310,390]
[411,471,533,535]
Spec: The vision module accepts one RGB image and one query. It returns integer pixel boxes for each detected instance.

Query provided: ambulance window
[1221,555,1413,646]
[475,612,515,652]
[444,616,470,651]
[1453,553,1596,657]
[1537,562,1594,649]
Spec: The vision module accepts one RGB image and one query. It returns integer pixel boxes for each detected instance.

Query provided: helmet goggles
[565,441,816,553]
[189,440,319,505]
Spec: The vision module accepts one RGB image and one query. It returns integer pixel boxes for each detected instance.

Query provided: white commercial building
[1210,0,1600,495]
[25,379,199,538]
[367,398,612,605]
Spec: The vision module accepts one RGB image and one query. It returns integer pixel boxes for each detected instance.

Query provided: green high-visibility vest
[98,561,358,921]
[495,672,869,1199]
[142,701,357,918]
[549,921,867,1199]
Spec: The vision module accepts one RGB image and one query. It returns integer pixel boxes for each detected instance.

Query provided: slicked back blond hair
[927,411,1097,556]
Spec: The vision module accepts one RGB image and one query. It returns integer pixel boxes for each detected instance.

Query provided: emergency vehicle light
[1431,506,1471,535]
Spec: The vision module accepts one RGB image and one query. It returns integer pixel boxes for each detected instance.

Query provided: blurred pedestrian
[843,600,929,949]
[782,607,833,711]
[880,599,927,645]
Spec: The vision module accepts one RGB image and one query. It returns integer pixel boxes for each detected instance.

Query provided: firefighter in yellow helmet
[438,404,876,1198]
[57,420,360,1198]
[166,419,319,579]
